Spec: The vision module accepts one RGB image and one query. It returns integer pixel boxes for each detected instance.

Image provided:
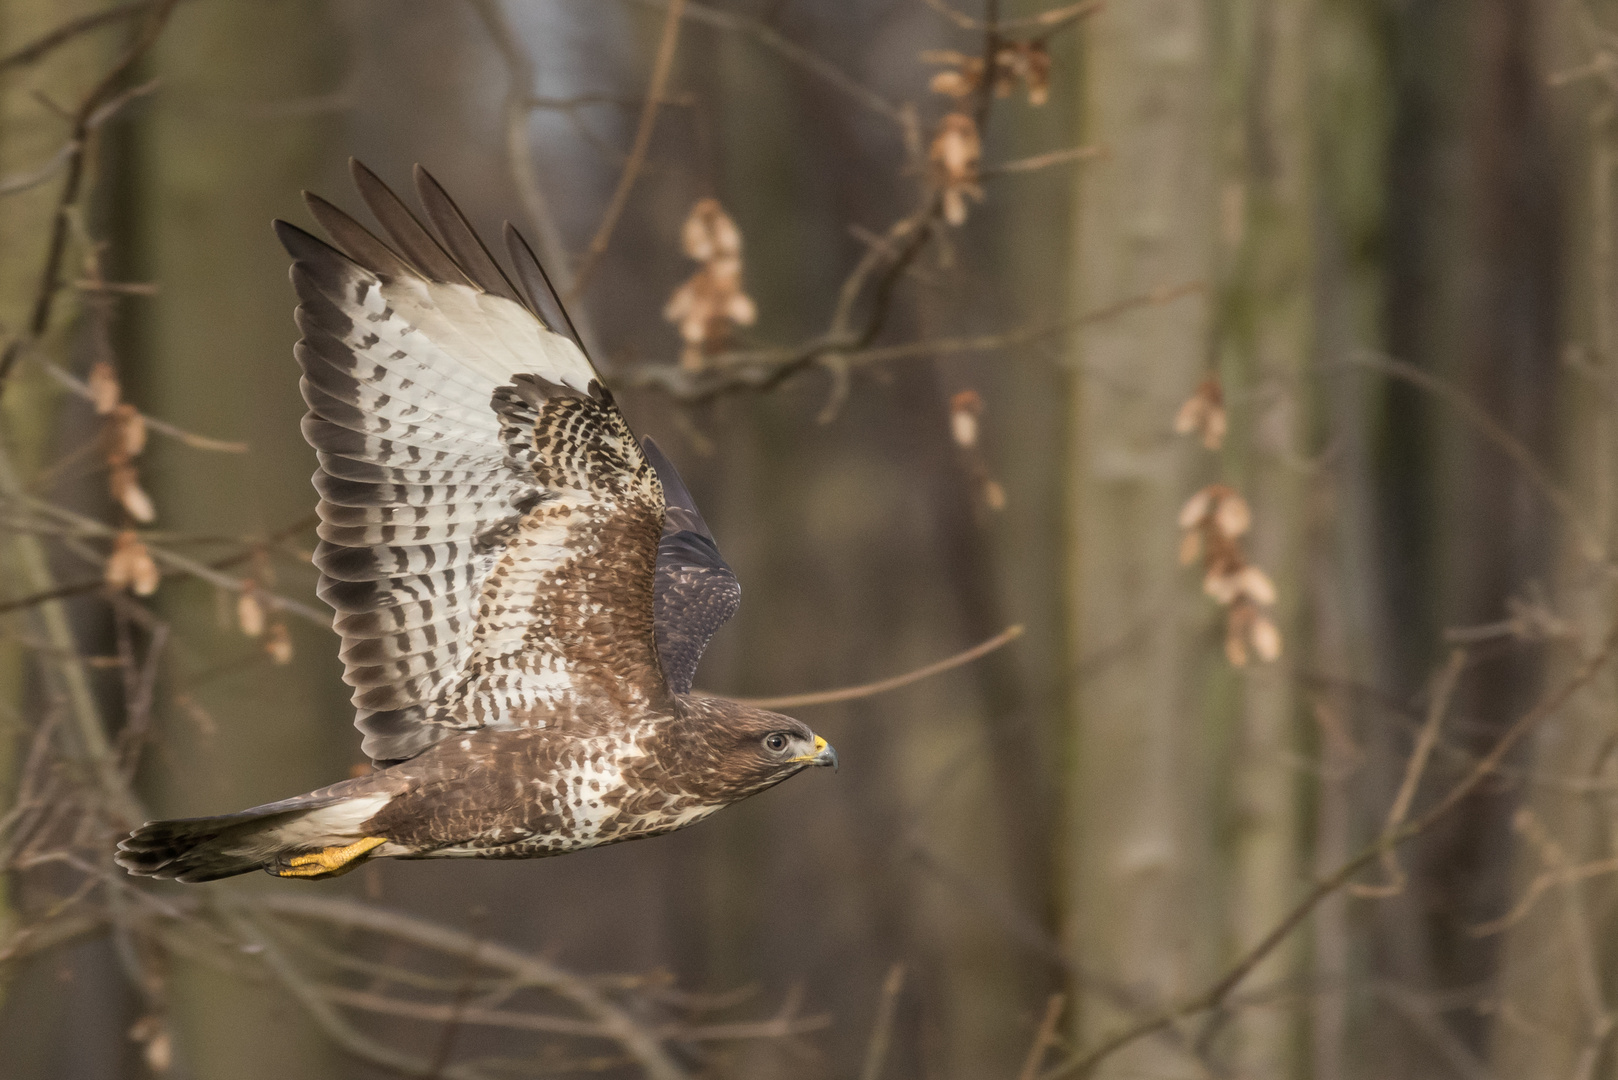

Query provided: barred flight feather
[274,165,746,763]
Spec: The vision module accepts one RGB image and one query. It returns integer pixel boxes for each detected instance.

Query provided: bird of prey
[116,162,836,883]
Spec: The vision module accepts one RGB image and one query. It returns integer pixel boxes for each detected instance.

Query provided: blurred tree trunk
[126,2,347,1077]
[1492,5,1618,1075]
[1373,0,1562,1073]
[1060,1,1218,1074]
[1305,0,1394,1075]
[1213,0,1311,1073]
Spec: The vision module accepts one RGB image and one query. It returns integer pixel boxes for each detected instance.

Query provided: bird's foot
[277,836,387,878]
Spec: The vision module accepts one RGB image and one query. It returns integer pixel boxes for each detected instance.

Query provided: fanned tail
[116,786,393,883]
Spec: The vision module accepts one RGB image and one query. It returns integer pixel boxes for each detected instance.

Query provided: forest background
[1,0,1616,1078]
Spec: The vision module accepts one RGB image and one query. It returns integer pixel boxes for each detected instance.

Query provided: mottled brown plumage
[116,163,835,883]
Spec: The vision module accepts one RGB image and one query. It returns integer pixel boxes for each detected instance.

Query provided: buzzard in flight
[116,162,835,883]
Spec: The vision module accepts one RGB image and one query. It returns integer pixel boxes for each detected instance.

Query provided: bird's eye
[763,733,790,753]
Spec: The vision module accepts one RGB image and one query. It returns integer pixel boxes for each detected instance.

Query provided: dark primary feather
[643,438,741,694]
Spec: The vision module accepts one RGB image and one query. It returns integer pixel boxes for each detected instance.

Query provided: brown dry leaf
[680,198,743,263]
[1178,484,1222,529]
[1019,42,1051,105]
[666,199,756,366]
[1235,564,1276,606]
[88,360,121,414]
[108,464,156,523]
[105,531,159,596]
[949,389,982,449]
[923,50,982,100]
[930,69,976,99]
[1251,612,1283,661]
[1213,490,1250,538]
[237,588,266,637]
[110,403,147,459]
[265,622,294,665]
[1204,564,1242,605]
[1173,375,1226,451]
[930,113,983,226]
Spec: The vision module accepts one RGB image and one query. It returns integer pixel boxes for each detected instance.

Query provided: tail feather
[116,788,390,883]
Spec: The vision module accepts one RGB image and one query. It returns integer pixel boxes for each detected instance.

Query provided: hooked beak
[793,734,839,772]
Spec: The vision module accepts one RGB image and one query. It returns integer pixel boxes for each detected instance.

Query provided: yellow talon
[277,836,387,878]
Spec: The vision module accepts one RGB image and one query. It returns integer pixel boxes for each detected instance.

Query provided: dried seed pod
[1213,490,1251,538]
[237,588,266,637]
[105,530,159,596]
[666,198,757,362]
[88,360,121,414]
[680,198,743,262]
[1235,564,1276,606]
[1250,613,1283,661]
[108,464,156,523]
[111,403,147,459]
[930,113,983,227]
[950,389,982,449]
[265,622,294,665]
[1178,485,1216,530]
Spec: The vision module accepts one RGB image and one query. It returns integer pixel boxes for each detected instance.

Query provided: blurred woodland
[1,0,1617,1077]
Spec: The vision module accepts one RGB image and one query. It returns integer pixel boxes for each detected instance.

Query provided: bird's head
[672,697,837,800]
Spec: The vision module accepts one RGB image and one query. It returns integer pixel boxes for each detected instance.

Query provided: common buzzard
[116,162,835,883]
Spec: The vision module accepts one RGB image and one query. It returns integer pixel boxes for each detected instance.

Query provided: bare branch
[0,0,173,73]
[1017,994,1067,1080]
[1348,648,1466,898]
[727,624,1023,709]
[923,0,1104,33]
[239,895,693,1080]
[983,143,1106,177]
[1349,351,1610,569]
[859,964,906,1080]
[624,0,907,126]
[1041,622,1618,1079]
[569,0,688,300]
[0,0,180,394]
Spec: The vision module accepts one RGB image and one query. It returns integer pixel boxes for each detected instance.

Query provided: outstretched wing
[282,160,670,764]
[642,438,740,695]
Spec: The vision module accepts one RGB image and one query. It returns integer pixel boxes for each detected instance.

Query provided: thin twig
[315,983,830,1042]
[1348,351,1609,569]
[0,0,168,73]
[0,142,78,198]
[1017,994,1067,1080]
[624,281,1204,401]
[28,346,246,451]
[0,0,180,392]
[238,895,692,1080]
[221,910,502,1080]
[624,0,906,125]
[727,625,1022,709]
[922,0,1103,33]
[1348,648,1466,898]
[568,0,687,300]
[0,440,142,825]
[983,143,1107,177]
[13,496,328,626]
[859,964,905,1080]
